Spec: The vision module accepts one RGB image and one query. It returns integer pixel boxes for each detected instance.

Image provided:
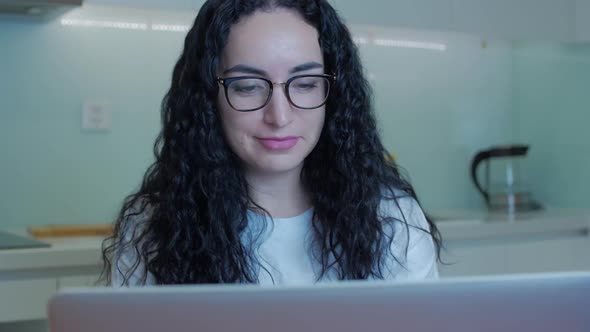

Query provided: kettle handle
[471,150,491,204]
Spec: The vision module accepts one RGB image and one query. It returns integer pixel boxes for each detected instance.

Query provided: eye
[291,78,322,92]
[229,79,267,95]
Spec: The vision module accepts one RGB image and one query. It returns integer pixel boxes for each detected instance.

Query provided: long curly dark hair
[101,0,442,285]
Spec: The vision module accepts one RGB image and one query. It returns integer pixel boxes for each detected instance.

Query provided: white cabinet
[438,216,590,277]
[505,237,590,273]
[0,279,56,323]
[0,274,99,332]
[0,274,101,324]
[440,236,590,277]
[439,242,507,277]
[0,233,104,326]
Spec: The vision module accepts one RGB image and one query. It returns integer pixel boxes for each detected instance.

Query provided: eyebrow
[222,61,324,76]
[288,61,323,74]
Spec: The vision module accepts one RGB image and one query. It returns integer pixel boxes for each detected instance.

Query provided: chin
[253,156,305,174]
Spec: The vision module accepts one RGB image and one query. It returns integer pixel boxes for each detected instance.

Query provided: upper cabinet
[0,0,82,20]
[451,0,574,42]
[374,0,453,31]
[335,0,452,31]
[575,0,590,42]
[337,0,588,43]
[3,0,586,43]
[82,0,200,11]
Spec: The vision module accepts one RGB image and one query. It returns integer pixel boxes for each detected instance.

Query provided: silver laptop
[48,272,590,332]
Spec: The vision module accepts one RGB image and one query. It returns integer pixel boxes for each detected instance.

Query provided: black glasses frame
[216,74,336,112]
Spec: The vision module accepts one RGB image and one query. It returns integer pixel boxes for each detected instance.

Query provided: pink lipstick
[257,136,299,151]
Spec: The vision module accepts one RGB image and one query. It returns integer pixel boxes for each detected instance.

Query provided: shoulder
[110,200,156,286]
[120,201,152,240]
[378,190,430,233]
[378,189,439,280]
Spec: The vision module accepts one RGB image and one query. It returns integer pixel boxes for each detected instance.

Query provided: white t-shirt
[112,196,438,286]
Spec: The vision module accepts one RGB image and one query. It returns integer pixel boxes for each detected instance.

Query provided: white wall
[0,4,518,227]
[85,0,203,10]
[82,0,578,42]
[451,0,575,41]
[575,0,590,41]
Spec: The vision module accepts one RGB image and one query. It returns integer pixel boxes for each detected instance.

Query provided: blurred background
[1,0,589,226]
[0,1,589,330]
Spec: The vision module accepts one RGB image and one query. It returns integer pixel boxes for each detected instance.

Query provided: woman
[102,0,442,286]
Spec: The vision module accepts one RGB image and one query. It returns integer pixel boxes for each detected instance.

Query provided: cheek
[218,103,241,147]
[218,107,256,151]
[220,112,240,143]
[218,93,240,132]
[309,109,326,138]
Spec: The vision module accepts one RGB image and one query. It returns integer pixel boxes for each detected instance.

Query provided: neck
[245,165,311,219]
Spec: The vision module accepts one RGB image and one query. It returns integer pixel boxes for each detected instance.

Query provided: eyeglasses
[216,74,336,112]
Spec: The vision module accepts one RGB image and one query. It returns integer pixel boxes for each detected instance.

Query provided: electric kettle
[470,144,543,213]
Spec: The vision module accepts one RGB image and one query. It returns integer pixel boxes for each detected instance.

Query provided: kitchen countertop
[0,229,105,272]
[432,207,590,222]
[1,209,589,272]
[432,208,590,241]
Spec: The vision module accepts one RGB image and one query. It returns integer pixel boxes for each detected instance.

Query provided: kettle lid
[483,144,529,158]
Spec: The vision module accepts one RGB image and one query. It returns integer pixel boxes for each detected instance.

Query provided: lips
[257,136,299,151]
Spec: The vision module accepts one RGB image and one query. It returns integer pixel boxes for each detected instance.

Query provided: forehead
[220,9,323,75]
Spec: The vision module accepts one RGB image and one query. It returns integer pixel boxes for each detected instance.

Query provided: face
[217,9,326,176]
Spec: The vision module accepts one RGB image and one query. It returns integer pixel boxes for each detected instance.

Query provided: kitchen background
[0,0,589,228]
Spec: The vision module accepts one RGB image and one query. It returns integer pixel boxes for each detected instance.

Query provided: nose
[263,83,294,128]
